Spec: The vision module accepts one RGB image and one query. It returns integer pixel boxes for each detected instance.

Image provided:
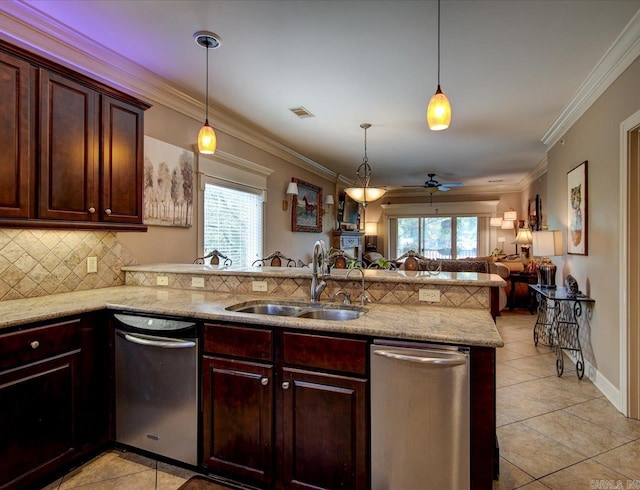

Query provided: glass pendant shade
[427,85,451,131]
[198,121,217,154]
[345,186,387,204]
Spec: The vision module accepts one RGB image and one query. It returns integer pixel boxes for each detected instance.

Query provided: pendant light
[427,0,451,131]
[194,31,221,154]
[345,123,386,208]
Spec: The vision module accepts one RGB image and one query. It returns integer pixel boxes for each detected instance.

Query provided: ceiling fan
[403,173,464,192]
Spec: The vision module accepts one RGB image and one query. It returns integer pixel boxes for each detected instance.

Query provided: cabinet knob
[88,207,96,214]
[105,208,112,215]
[282,381,290,390]
[261,377,269,386]
[30,340,40,349]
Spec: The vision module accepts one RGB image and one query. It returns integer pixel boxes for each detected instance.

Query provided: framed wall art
[143,136,194,227]
[291,178,322,232]
[528,194,541,231]
[567,161,588,255]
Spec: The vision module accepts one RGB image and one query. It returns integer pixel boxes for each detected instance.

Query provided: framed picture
[528,194,541,231]
[567,161,588,255]
[143,136,194,227]
[291,178,323,232]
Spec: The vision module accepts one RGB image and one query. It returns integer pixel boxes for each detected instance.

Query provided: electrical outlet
[419,288,441,302]
[156,276,169,286]
[191,277,205,288]
[252,280,268,292]
[86,256,98,273]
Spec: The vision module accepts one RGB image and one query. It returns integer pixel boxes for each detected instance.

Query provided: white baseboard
[565,351,624,414]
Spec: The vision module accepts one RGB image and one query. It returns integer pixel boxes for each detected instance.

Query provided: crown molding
[517,157,548,191]
[0,1,337,182]
[542,10,640,147]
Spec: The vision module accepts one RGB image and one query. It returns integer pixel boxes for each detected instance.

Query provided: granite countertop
[0,286,503,348]
[122,263,507,287]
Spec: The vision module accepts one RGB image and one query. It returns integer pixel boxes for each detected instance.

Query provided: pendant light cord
[204,40,210,123]
[437,0,441,86]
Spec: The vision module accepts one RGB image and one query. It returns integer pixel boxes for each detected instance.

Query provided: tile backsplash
[0,229,138,301]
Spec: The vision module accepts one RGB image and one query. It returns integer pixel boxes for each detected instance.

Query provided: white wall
[118,104,337,265]
[547,54,640,393]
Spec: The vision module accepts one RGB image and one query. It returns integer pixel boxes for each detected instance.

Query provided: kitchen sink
[226,300,365,321]
[233,304,305,316]
[297,308,363,321]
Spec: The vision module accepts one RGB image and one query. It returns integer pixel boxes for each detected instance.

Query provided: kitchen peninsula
[0,265,504,490]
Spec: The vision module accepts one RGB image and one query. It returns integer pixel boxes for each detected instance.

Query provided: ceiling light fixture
[345,123,386,208]
[427,0,451,131]
[194,31,221,155]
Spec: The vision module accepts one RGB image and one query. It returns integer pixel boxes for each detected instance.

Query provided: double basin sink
[226,300,366,321]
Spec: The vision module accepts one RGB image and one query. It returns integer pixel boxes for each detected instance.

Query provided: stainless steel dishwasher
[371,341,470,490]
[114,313,198,466]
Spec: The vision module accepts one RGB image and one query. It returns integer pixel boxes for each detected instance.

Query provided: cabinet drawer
[281,332,368,376]
[204,324,273,361]
[0,318,80,370]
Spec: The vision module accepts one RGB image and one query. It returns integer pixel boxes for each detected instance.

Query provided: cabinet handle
[30,340,40,349]
[88,207,96,214]
[105,208,112,215]
[260,377,269,386]
[282,381,290,390]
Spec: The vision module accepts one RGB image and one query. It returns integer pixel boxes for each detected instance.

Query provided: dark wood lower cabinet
[0,352,79,489]
[202,356,274,486]
[281,367,367,490]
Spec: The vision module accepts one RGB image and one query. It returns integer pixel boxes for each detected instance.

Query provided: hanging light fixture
[194,31,221,154]
[345,123,386,208]
[427,0,451,131]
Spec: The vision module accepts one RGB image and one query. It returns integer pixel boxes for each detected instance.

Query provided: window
[203,182,263,267]
[394,216,478,259]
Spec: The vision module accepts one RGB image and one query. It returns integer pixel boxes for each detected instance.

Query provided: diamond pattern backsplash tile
[0,229,138,301]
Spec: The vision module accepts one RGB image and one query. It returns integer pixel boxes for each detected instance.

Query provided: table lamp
[532,230,563,288]
[512,228,533,266]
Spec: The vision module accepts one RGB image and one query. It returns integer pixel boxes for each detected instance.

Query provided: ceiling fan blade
[441,182,463,187]
[438,187,450,192]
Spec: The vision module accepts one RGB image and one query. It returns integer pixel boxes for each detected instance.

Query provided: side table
[529,284,595,379]
[508,272,537,313]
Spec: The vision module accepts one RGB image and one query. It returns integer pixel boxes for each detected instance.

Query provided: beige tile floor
[42,310,640,489]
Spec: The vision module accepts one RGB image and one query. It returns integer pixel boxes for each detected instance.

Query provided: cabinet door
[203,356,274,486]
[0,51,32,218]
[281,367,367,490]
[0,352,78,488]
[101,96,144,223]
[39,70,99,221]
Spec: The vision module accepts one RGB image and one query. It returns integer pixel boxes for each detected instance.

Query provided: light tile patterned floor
[42,310,640,489]
[494,310,640,489]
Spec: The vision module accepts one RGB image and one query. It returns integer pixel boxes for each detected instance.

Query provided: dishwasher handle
[116,330,196,349]
[373,349,467,366]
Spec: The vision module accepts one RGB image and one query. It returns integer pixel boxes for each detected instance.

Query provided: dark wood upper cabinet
[39,70,99,221]
[101,96,145,224]
[0,39,149,230]
[0,50,32,218]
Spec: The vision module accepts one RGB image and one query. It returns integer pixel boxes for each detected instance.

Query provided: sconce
[503,209,517,221]
[283,181,298,211]
[322,194,334,215]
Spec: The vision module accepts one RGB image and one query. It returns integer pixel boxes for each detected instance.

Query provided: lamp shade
[198,122,217,154]
[503,210,517,221]
[513,228,533,245]
[345,186,387,203]
[286,182,298,195]
[325,194,334,205]
[490,217,503,227]
[501,220,514,230]
[532,230,563,257]
[365,222,378,236]
[427,87,451,131]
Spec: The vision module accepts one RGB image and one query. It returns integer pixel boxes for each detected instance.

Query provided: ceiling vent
[289,106,315,119]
